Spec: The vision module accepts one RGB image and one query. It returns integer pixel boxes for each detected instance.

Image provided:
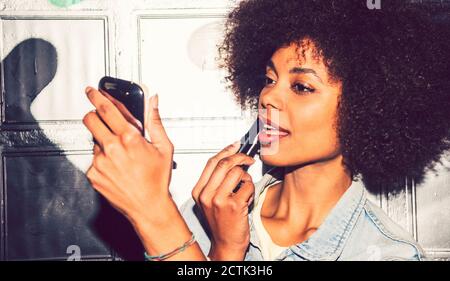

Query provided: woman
[83,0,450,260]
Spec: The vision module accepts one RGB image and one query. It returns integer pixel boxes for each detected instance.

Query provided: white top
[252,184,289,260]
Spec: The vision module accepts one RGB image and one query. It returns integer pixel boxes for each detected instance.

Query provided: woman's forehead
[268,41,333,83]
[270,41,324,68]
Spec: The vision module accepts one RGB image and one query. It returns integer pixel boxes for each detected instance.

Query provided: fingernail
[151,94,159,109]
[85,86,94,94]
[233,140,241,147]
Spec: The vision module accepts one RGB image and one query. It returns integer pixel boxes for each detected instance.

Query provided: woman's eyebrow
[266,59,323,83]
[289,67,323,83]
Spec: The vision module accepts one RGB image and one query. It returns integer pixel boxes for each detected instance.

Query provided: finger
[91,151,126,187]
[200,153,255,202]
[85,87,140,136]
[214,165,246,198]
[192,141,241,204]
[83,111,115,149]
[86,166,118,199]
[100,89,143,132]
[233,173,255,205]
[93,143,102,155]
[87,165,109,188]
[145,94,171,151]
[91,126,134,171]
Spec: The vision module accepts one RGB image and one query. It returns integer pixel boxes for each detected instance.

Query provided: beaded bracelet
[144,233,196,261]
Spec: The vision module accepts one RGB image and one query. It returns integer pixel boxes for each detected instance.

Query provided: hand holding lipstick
[191,142,257,261]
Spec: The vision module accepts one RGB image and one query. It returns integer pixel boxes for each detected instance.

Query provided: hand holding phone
[98,76,176,169]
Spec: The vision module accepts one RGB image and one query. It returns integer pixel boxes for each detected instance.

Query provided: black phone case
[98,76,145,136]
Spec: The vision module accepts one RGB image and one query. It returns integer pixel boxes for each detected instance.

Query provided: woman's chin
[258,140,301,167]
[259,152,290,167]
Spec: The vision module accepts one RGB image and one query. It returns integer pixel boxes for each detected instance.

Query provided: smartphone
[97,76,177,169]
[98,76,145,136]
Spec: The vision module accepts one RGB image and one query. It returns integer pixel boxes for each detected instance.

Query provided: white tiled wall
[2,17,108,121]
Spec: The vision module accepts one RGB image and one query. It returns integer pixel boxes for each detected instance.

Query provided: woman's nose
[259,85,284,111]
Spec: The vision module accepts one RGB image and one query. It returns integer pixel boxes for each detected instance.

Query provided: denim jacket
[179,167,425,261]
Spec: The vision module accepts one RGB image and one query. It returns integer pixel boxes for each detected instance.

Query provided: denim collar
[248,166,366,261]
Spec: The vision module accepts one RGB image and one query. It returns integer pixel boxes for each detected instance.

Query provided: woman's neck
[262,154,352,236]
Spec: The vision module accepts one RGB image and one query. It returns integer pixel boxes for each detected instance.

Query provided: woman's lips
[258,129,289,144]
[258,116,290,145]
[258,116,290,133]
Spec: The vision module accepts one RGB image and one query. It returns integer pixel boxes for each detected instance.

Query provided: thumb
[145,94,171,151]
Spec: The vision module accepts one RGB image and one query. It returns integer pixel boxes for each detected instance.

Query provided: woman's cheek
[297,107,340,157]
[260,107,339,166]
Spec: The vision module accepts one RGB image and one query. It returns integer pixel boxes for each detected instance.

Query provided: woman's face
[258,41,343,167]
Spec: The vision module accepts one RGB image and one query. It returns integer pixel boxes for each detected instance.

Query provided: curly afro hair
[218,0,450,194]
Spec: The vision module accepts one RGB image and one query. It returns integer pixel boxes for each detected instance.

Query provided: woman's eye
[264,77,276,86]
[292,83,315,94]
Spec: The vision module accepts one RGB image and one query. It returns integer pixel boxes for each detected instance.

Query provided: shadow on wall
[1,38,143,260]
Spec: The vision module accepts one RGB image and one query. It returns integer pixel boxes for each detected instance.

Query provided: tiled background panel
[138,16,243,119]
[170,152,216,207]
[416,157,450,251]
[163,118,254,151]
[1,18,108,123]
[4,154,114,260]
[383,181,413,236]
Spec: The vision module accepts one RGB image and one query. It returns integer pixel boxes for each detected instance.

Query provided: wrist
[130,197,202,259]
[130,196,179,233]
[208,243,247,261]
